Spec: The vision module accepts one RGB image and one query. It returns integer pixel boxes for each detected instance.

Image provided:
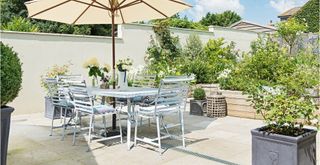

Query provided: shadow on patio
[7,111,264,165]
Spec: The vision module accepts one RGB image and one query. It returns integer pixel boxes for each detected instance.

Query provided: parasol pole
[111,10,117,130]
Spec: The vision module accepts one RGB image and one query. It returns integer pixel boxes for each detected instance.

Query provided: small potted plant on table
[190,87,206,116]
[1,42,23,165]
[250,87,319,165]
[116,58,133,88]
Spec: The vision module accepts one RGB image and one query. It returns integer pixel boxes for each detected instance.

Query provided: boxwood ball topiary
[193,88,206,100]
[1,42,22,106]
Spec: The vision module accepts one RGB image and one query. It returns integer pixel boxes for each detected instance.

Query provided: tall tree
[200,10,241,27]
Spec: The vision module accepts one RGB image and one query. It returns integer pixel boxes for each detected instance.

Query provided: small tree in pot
[1,42,22,165]
[250,87,319,165]
[190,88,206,116]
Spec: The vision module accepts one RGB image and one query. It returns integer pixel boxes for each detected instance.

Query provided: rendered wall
[0,23,258,115]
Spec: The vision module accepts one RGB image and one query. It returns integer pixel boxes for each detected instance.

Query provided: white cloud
[269,0,308,13]
[185,0,245,21]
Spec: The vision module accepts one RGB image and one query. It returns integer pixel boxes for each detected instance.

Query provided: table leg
[127,98,132,150]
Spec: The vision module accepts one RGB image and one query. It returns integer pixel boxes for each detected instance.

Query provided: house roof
[229,20,276,33]
[278,7,301,18]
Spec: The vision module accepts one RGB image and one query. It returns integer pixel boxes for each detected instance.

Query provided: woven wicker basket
[206,95,227,118]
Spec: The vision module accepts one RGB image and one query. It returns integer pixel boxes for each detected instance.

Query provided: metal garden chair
[68,86,123,147]
[134,76,192,154]
[45,78,75,140]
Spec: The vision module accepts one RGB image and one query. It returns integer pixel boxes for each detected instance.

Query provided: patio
[8,105,320,165]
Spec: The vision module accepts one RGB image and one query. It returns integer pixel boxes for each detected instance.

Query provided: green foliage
[151,15,207,31]
[218,35,293,91]
[250,87,319,135]
[145,22,182,82]
[294,0,319,33]
[276,18,307,54]
[277,50,320,96]
[0,0,110,36]
[0,0,28,24]
[203,39,237,81]
[200,10,241,27]
[40,64,71,94]
[1,16,39,32]
[193,88,206,100]
[183,34,203,60]
[0,42,23,106]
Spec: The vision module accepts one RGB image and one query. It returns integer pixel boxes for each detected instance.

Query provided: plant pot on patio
[0,42,23,165]
[251,127,317,165]
[1,106,14,165]
[190,88,206,116]
[250,87,319,165]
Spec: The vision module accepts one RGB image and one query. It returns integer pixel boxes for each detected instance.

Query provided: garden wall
[200,84,319,119]
[0,24,259,115]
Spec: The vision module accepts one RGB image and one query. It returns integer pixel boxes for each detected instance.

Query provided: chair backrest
[57,74,86,88]
[45,78,70,108]
[154,76,193,114]
[132,75,156,88]
[68,86,93,114]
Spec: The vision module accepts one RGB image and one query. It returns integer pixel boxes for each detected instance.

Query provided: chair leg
[140,117,143,126]
[61,108,67,141]
[72,122,77,146]
[102,115,107,134]
[156,116,162,155]
[72,111,78,146]
[88,114,94,143]
[179,110,186,148]
[60,107,63,123]
[50,118,54,136]
[92,115,95,133]
[134,115,138,146]
[118,112,123,144]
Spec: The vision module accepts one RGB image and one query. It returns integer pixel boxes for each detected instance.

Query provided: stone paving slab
[7,112,320,165]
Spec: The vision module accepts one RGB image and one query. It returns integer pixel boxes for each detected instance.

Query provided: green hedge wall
[294,0,319,33]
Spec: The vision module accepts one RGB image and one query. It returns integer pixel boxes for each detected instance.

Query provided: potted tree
[250,87,319,165]
[1,42,23,165]
[190,87,206,116]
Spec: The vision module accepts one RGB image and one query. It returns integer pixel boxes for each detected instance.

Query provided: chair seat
[93,105,115,114]
[138,105,179,116]
[54,100,74,108]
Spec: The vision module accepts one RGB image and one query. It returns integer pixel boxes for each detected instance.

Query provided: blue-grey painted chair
[68,86,123,147]
[134,76,192,154]
[45,78,74,140]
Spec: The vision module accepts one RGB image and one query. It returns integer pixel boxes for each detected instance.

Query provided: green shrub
[203,38,237,82]
[193,88,206,100]
[1,16,39,32]
[1,42,23,106]
[218,35,296,92]
[250,87,319,135]
[182,37,238,84]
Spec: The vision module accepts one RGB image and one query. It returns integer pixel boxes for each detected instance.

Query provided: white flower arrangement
[116,58,133,72]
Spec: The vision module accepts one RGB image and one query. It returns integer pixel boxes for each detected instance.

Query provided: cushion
[93,104,115,114]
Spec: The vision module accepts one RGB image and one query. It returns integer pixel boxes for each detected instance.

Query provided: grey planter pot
[190,100,206,116]
[1,106,14,165]
[44,96,61,119]
[251,127,317,165]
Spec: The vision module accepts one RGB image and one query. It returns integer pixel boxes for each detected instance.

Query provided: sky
[180,0,308,26]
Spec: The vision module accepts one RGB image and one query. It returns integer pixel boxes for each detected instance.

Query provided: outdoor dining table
[88,87,159,150]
